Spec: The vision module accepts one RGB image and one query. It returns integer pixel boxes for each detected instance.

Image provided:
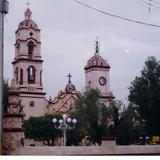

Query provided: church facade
[12,8,48,119]
[10,7,114,119]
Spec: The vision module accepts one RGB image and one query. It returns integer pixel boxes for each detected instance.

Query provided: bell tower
[84,40,114,104]
[12,7,47,119]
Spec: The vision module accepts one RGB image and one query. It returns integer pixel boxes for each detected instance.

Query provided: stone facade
[3,79,25,155]
[3,114,25,155]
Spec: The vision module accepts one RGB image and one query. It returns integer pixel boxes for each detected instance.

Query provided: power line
[72,0,160,28]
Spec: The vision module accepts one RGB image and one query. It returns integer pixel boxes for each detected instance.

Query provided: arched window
[15,67,18,84]
[101,61,104,66]
[28,66,35,84]
[20,68,23,85]
[28,41,34,58]
[30,101,35,107]
[40,70,42,86]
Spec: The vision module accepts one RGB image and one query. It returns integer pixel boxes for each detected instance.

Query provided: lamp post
[52,114,77,146]
[0,0,9,154]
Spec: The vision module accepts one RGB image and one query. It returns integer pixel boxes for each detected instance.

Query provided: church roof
[46,74,80,114]
[47,91,80,114]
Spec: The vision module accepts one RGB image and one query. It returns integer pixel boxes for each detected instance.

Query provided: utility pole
[0,0,9,154]
[149,0,152,13]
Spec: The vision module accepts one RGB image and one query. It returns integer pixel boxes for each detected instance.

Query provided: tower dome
[84,40,110,71]
[84,54,110,70]
[17,8,39,31]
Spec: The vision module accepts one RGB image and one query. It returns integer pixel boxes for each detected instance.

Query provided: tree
[115,103,142,145]
[128,56,160,135]
[100,100,142,145]
[68,89,124,145]
[67,88,141,146]
[23,114,62,146]
[99,100,122,137]
[67,88,102,145]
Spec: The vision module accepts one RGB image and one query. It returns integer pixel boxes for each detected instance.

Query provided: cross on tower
[95,37,100,55]
[67,74,72,83]
[26,1,31,8]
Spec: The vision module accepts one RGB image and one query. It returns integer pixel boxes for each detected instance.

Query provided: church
[11,7,114,119]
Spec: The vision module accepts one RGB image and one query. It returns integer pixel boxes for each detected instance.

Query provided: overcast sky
[3,0,160,105]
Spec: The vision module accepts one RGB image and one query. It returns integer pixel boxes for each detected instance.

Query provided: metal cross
[26,1,31,8]
[67,73,72,83]
[95,37,99,55]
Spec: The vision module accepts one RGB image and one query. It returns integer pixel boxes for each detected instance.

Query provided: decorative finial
[24,1,32,20]
[26,1,31,8]
[67,73,72,83]
[95,37,100,55]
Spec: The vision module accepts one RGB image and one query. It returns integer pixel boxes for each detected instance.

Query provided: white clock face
[99,77,106,86]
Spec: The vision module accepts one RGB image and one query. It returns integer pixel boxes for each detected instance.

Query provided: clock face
[66,84,75,93]
[99,77,106,86]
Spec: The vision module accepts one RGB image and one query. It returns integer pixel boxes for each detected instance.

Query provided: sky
[3,0,160,105]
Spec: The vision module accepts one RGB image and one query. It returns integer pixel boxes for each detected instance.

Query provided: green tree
[68,89,124,145]
[128,56,160,135]
[100,100,141,145]
[67,88,141,145]
[23,114,62,146]
[116,104,141,145]
[68,88,101,145]
[99,100,122,137]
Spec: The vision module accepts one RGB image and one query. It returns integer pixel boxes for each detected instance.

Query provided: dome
[84,40,110,70]
[84,54,110,70]
[17,8,39,30]
[18,19,39,30]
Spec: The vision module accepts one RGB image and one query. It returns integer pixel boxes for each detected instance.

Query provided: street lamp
[52,114,77,146]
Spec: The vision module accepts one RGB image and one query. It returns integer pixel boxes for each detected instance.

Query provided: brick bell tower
[84,39,114,105]
[12,7,47,119]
